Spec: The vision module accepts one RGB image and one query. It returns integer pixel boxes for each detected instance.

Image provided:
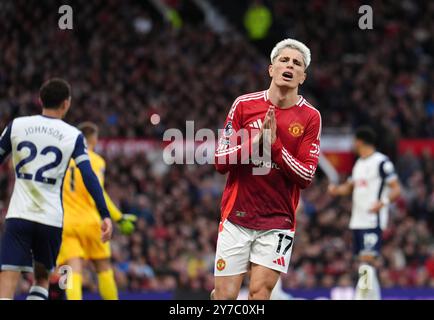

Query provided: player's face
[353,138,363,156]
[87,133,98,147]
[269,48,306,89]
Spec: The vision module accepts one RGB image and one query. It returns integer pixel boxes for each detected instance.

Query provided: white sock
[355,263,381,300]
[26,285,48,300]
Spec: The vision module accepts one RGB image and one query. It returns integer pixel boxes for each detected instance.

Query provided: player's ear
[61,97,71,115]
[299,71,307,85]
[268,64,273,78]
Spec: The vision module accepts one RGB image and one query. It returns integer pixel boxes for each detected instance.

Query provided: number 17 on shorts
[257,228,295,274]
[214,220,295,275]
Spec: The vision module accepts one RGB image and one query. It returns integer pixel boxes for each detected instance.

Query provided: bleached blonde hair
[270,38,311,69]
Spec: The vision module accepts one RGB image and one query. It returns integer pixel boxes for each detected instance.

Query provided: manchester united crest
[216,258,226,271]
[288,122,304,137]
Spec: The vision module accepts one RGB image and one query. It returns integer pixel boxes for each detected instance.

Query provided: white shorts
[214,220,295,276]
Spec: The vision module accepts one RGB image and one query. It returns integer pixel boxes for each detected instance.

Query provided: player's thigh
[0,218,33,273]
[214,273,245,300]
[0,270,22,299]
[32,223,63,273]
[249,263,280,300]
[56,233,85,266]
[82,223,111,261]
[214,220,253,277]
[250,228,295,274]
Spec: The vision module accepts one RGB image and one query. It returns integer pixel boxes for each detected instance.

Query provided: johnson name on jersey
[0,115,89,228]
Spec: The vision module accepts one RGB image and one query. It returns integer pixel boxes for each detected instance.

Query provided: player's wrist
[271,136,282,151]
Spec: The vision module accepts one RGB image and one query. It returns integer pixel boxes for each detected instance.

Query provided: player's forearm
[103,190,123,222]
[336,183,353,196]
[77,161,110,219]
[271,138,317,189]
[385,182,401,203]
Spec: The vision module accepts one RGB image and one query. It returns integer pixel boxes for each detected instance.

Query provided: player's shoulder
[10,115,37,127]
[60,120,82,135]
[233,90,267,104]
[298,97,321,131]
[228,90,267,119]
[299,97,320,117]
[232,90,267,108]
[372,151,392,164]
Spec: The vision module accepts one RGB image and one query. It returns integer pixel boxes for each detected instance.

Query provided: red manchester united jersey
[215,90,322,231]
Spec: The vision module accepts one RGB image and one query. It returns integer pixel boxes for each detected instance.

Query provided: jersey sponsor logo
[249,158,280,169]
[248,119,263,129]
[224,121,234,137]
[288,122,304,137]
[216,258,226,271]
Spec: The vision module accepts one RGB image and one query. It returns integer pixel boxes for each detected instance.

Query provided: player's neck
[268,85,299,109]
[42,108,63,119]
[359,147,376,159]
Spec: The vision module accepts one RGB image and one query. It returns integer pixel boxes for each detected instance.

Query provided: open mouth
[282,71,293,81]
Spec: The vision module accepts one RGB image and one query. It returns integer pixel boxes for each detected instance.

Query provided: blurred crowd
[0,0,268,139]
[0,0,433,297]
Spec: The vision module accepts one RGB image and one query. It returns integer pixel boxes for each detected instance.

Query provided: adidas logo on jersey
[249,119,263,129]
[273,257,286,267]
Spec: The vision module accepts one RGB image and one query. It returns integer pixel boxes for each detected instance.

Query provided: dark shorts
[0,218,62,273]
[352,228,382,257]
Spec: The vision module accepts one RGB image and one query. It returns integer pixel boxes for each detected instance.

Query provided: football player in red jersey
[212,38,322,300]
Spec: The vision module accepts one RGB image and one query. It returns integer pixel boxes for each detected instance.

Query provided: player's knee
[249,281,274,300]
[249,282,273,300]
[213,286,239,300]
[93,259,111,273]
[248,287,272,300]
[359,254,376,265]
